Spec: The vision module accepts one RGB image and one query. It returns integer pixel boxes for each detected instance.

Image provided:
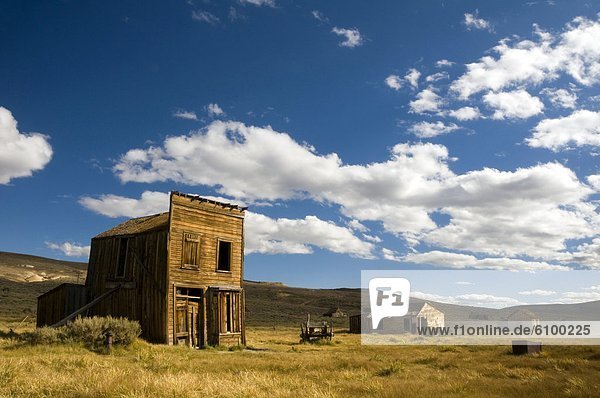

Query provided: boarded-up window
[182,232,200,269]
[217,240,231,272]
[116,238,128,277]
[218,290,241,333]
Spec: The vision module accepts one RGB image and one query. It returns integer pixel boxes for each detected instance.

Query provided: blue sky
[1,0,599,289]
[362,270,600,308]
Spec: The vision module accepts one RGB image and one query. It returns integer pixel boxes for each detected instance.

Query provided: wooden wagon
[300,314,333,342]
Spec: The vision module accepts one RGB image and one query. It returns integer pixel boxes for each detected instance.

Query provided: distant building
[322,307,347,318]
[37,192,247,348]
[402,302,445,333]
[348,302,444,334]
[506,309,540,325]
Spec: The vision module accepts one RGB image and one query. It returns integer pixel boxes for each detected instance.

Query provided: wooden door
[175,297,202,348]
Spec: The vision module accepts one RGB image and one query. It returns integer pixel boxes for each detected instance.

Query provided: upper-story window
[115,237,128,277]
[217,240,231,272]
[182,232,200,269]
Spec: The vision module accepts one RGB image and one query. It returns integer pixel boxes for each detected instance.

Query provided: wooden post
[105,331,113,352]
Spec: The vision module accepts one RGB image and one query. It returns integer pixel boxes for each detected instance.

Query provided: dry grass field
[1,252,599,397]
[1,326,599,398]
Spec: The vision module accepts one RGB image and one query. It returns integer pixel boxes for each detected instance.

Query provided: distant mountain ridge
[1,252,598,327]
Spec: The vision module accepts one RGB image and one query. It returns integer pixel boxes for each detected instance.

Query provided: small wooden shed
[348,313,361,333]
[37,192,247,348]
[37,283,87,328]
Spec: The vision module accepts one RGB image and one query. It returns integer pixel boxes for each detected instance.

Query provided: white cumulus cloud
[463,11,492,32]
[588,174,600,191]
[435,59,455,68]
[527,110,600,151]
[173,109,198,121]
[384,74,403,90]
[206,103,225,118]
[80,191,170,218]
[404,250,567,271]
[448,106,481,121]
[541,87,578,109]
[311,10,328,23]
[45,242,91,258]
[404,68,421,89]
[110,121,599,267]
[245,212,375,258]
[409,87,443,114]
[239,0,275,7]
[483,89,544,119]
[425,72,449,83]
[408,121,460,138]
[451,17,600,99]
[331,27,363,48]
[191,11,220,25]
[518,289,557,296]
[0,106,53,185]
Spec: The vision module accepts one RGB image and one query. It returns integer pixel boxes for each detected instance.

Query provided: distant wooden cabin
[37,192,247,348]
[322,307,347,318]
[350,302,444,334]
[402,302,444,333]
[505,309,539,326]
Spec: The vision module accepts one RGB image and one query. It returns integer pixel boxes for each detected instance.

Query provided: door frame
[173,285,204,348]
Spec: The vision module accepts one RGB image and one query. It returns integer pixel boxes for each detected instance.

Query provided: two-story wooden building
[37,191,246,347]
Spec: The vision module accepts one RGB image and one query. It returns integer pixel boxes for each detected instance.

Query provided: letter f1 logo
[369,278,410,329]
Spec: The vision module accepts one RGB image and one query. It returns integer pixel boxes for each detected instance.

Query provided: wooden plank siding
[37,284,87,327]
[85,229,168,343]
[166,193,245,346]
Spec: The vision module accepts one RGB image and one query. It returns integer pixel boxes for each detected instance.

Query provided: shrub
[376,360,405,376]
[25,316,141,349]
[24,326,62,345]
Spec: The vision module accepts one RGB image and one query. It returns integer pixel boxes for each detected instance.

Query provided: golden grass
[0,327,599,397]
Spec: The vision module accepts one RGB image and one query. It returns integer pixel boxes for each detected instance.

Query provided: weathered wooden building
[350,302,444,334]
[402,302,444,333]
[37,192,247,347]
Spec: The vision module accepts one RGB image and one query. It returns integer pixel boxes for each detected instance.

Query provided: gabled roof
[93,192,247,239]
[322,307,347,317]
[409,302,427,313]
[94,212,169,239]
[408,302,442,314]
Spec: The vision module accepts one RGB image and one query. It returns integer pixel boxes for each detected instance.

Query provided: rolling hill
[1,251,598,329]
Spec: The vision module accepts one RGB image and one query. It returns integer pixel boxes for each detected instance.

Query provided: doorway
[174,287,203,348]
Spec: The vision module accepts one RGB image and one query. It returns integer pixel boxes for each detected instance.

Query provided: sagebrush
[25,316,140,348]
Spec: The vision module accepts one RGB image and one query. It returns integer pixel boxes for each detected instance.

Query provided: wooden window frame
[181,232,201,270]
[115,237,128,278]
[216,239,232,273]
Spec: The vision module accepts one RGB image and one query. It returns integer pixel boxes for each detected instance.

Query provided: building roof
[94,212,169,239]
[408,302,427,313]
[93,192,247,239]
[172,191,248,211]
